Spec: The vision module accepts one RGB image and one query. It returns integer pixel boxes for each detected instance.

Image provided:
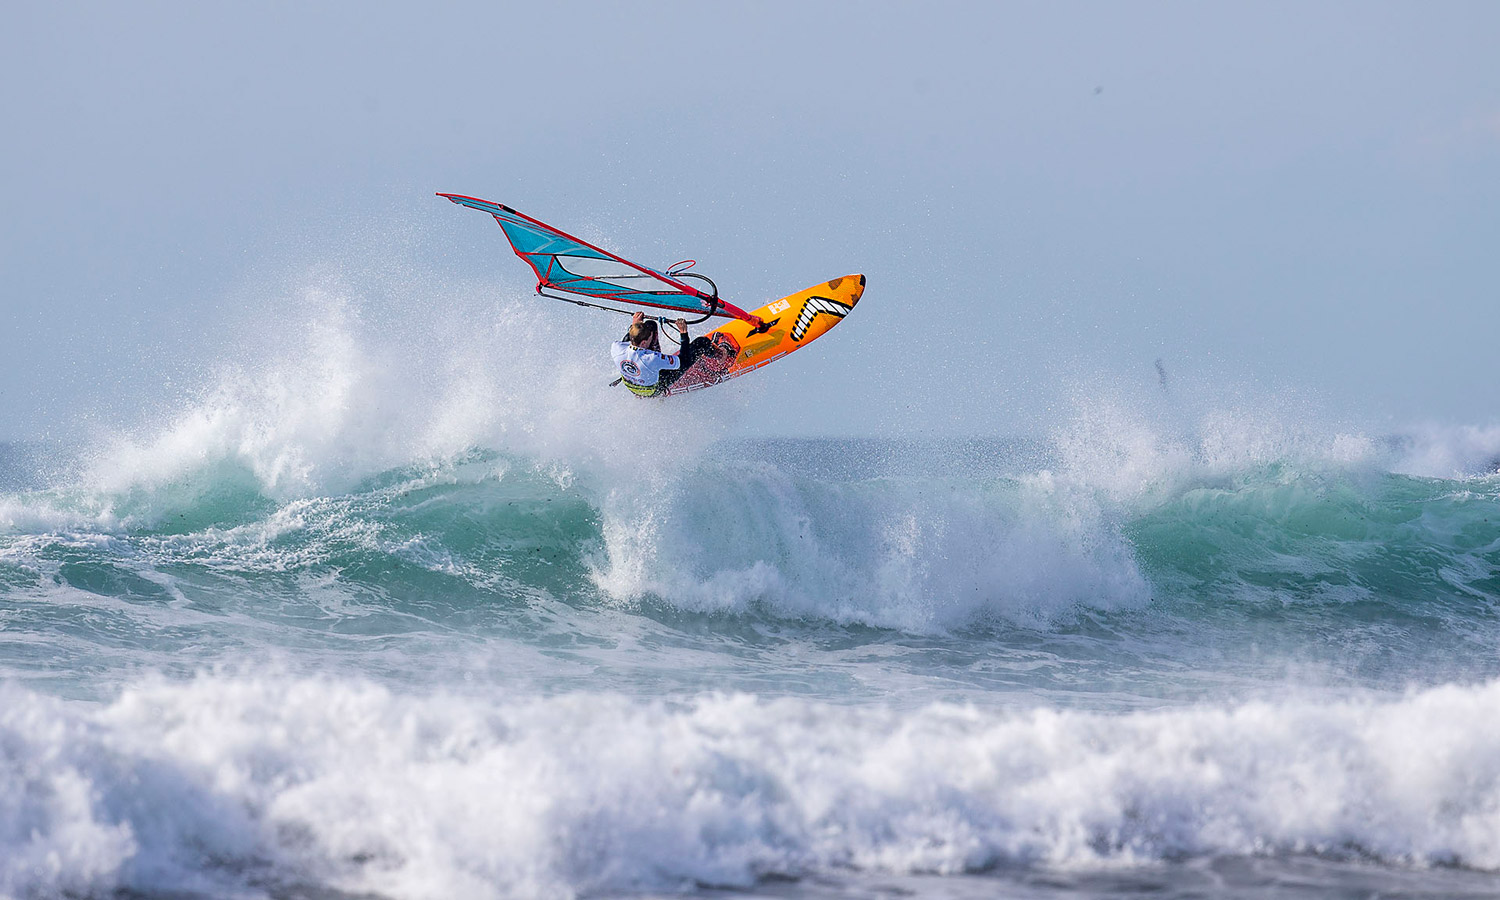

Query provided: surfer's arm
[674,320,689,366]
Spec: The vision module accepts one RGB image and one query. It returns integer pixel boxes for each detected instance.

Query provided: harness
[620,378,663,398]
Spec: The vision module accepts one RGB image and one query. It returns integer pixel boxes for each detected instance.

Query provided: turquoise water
[3,286,1500,899]
[4,413,1500,898]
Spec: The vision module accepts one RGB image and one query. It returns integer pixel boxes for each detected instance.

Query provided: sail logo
[790,296,852,342]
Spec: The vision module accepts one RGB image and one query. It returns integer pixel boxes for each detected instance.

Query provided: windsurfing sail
[437,193,764,327]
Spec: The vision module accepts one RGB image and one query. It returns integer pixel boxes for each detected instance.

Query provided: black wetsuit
[659,333,717,392]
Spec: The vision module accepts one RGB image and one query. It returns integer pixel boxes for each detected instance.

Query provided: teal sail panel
[437,193,716,316]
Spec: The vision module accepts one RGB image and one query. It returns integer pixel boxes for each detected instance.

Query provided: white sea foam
[3,674,1500,900]
[590,462,1151,631]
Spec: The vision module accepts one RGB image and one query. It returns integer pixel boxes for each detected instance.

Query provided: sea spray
[3,271,1500,898]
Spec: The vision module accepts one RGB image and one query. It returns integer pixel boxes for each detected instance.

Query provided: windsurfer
[611,312,730,397]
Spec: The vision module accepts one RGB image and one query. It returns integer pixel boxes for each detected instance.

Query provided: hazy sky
[3,1,1497,440]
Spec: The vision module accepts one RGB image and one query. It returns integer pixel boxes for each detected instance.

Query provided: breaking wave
[4,673,1500,899]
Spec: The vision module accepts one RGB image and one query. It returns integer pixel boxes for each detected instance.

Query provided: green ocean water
[2,434,1499,899]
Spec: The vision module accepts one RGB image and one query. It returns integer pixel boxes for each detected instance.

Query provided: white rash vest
[611,340,680,387]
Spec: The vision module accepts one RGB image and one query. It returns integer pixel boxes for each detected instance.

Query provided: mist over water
[2,265,1499,899]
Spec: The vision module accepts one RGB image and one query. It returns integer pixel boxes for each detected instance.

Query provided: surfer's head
[627,319,658,348]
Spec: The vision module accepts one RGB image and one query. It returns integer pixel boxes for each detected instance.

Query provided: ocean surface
[3,300,1500,899]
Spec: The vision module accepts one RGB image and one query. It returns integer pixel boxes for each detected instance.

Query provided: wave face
[5,435,1494,698]
[2,280,1499,898]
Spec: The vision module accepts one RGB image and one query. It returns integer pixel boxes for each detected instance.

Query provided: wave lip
[5,675,1500,899]
[588,457,1154,633]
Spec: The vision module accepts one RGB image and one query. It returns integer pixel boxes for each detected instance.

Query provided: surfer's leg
[658,340,697,392]
[685,336,728,369]
[692,336,732,371]
[658,337,721,392]
[658,342,688,392]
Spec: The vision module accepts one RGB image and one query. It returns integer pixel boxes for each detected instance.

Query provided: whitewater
[3,267,1500,900]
